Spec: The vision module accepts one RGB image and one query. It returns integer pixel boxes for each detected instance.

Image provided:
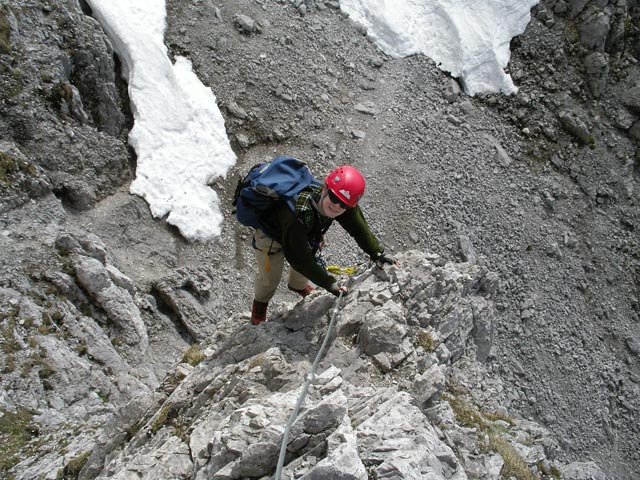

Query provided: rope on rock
[326,265,356,275]
[273,290,345,480]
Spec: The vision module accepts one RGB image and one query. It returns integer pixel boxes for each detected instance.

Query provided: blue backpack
[232,156,320,238]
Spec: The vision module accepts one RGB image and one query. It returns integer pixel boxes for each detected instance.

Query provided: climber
[250,164,396,325]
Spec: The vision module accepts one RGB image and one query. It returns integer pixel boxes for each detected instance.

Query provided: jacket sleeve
[336,205,383,257]
[276,206,338,291]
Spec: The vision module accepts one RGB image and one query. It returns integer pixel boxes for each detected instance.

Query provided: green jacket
[262,187,383,290]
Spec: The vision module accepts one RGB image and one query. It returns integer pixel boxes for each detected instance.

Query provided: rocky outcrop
[152,266,220,342]
[65,252,595,480]
[0,0,131,212]
[1,0,639,478]
[56,232,148,349]
[0,225,214,479]
[0,141,52,214]
[0,280,152,479]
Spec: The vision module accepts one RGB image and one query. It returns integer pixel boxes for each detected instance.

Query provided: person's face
[320,188,348,218]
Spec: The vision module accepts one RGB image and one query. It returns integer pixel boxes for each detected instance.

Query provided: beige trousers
[253,229,308,302]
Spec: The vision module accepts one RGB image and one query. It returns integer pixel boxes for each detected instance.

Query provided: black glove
[373,252,397,267]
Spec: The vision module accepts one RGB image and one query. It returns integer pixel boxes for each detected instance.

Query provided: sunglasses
[327,189,349,209]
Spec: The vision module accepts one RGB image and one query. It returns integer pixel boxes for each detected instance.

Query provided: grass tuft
[182,344,205,366]
[491,434,538,480]
[415,329,436,352]
[444,392,537,480]
[150,404,170,435]
[60,450,91,479]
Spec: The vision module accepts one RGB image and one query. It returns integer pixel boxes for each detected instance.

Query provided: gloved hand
[328,282,348,297]
[373,252,397,267]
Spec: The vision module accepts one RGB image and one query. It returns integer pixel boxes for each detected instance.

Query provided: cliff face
[0,0,639,479]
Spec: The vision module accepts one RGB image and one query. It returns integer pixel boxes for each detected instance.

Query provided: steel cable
[273,290,345,480]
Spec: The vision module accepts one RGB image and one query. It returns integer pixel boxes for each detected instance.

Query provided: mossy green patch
[0,408,37,473]
[0,151,18,184]
[0,7,11,55]
[150,404,170,435]
[58,82,73,102]
[48,81,73,111]
[2,354,15,374]
[1,318,20,355]
[0,151,37,185]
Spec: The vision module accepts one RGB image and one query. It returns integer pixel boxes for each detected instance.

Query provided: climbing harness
[273,291,345,480]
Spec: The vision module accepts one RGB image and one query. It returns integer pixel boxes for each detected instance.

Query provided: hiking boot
[288,284,316,298]
[251,300,268,325]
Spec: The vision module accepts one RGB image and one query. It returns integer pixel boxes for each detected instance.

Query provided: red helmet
[325,166,365,208]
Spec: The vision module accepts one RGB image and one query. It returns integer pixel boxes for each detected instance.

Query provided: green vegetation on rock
[0,408,37,474]
[445,393,537,480]
[0,7,11,55]
[182,343,205,366]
